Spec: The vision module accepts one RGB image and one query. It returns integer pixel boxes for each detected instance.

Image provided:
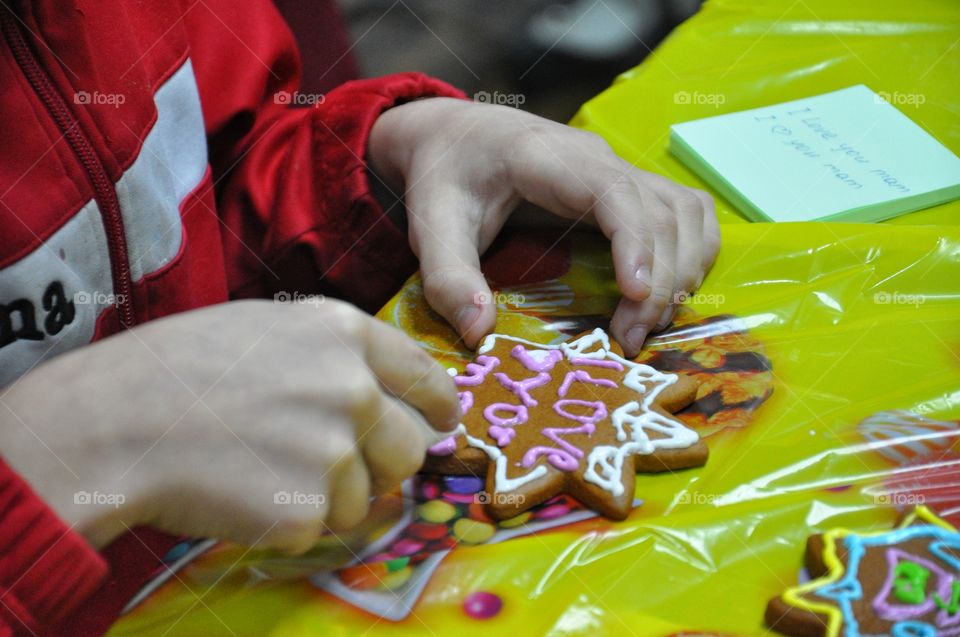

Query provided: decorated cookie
[766,506,960,637]
[421,328,707,520]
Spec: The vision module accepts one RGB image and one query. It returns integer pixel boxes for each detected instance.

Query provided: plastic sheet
[110,222,960,636]
[570,0,960,227]
[108,0,960,634]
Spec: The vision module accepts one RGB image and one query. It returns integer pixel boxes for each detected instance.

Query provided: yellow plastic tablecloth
[109,1,960,635]
[571,0,960,226]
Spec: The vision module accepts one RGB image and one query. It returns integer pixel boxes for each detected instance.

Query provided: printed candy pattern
[422,328,708,520]
[880,454,960,527]
[311,474,619,620]
[857,410,960,526]
[858,410,959,466]
[632,308,774,438]
[766,506,960,637]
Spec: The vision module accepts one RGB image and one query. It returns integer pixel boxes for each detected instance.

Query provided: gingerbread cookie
[766,506,960,637]
[421,328,707,520]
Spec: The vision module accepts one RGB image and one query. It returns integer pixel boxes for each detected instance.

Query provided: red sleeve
[183,1,466,311]
[0,458,107,637]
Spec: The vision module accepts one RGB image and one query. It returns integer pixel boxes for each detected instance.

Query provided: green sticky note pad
[669,85,960,222]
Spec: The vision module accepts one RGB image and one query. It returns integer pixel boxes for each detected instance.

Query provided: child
[0,1,719,634]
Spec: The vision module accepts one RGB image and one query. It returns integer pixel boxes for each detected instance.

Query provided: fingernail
[655,305,675,331]
[626,325,648,353]
[633,264,651,291]
[454,305,481,335]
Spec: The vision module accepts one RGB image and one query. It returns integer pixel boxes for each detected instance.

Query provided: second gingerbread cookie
[422,328,708,520]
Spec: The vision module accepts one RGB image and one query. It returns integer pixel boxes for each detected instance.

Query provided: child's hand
[369,97,720,357]
[0,300,458,553]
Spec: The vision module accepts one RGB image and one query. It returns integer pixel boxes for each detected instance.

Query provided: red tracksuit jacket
[0,1,462,634]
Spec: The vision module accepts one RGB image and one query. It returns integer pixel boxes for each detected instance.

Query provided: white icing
[586,408,700,496]
[463,430,549,492]
[477,333,562,355]
[559,328,611,359]
[458,329,700,497]
[527,349,554,363]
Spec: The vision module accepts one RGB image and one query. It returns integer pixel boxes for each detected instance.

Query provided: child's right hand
[0,300,459,553]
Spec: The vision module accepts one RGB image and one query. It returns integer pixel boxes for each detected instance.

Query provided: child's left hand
[369,97,720,357]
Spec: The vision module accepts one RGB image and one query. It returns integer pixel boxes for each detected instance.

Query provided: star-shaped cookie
[766,506,960,637]
[421,328,708,520]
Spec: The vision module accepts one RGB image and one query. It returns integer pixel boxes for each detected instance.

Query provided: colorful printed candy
[453,518,495,544]
[463,591,503,619]
[417,500,457,524]
[858,410,957,466]
[336,475,591,593]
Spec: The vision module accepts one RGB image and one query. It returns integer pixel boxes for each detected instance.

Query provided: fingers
[332,392,432,528]
[500,125,714,356]
[641,174,711,296]
[405,183,497,349]
[610,225,653,302]
[325,449,371,531]
[594,182,678,356]
[641,177,706,333]
[364,318,460,431]
[696,189,722,273]
[270,381,431,542]
[359,396,430,495]
[608,176,717,355]
[566,176,664,307]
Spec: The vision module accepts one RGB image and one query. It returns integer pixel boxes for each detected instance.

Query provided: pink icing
[522,422,595,470]
[484,403,529,426]
[570,357,624,370]
[521,400,608,471]
[436,343,622,468]
[494,371,550,407]
[459,390,474,413]
[429,390,476,456]
[454,356,500,387]
[873,547,956,623]
[511,345,563,372]
[428,436,458,456]
[488,426,516,447]
[484,403,529,448]
[553,399,608,424]
[557,370,617,397]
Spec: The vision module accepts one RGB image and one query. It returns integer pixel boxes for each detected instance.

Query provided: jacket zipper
[1,9,136,328]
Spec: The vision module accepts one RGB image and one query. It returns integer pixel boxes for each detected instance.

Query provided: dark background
[278,0,703,122]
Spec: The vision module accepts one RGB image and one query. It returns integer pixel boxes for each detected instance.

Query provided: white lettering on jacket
[0,60,208,387]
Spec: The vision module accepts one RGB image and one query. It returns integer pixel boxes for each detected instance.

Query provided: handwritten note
[669,85,960,222]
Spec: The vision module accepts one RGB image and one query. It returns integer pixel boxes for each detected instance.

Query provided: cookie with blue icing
[766,506,960,637]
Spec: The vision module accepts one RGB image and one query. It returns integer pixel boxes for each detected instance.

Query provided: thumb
[406,184,496,349]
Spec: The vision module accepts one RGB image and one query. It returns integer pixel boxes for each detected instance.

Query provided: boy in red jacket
[0,1,719,634]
